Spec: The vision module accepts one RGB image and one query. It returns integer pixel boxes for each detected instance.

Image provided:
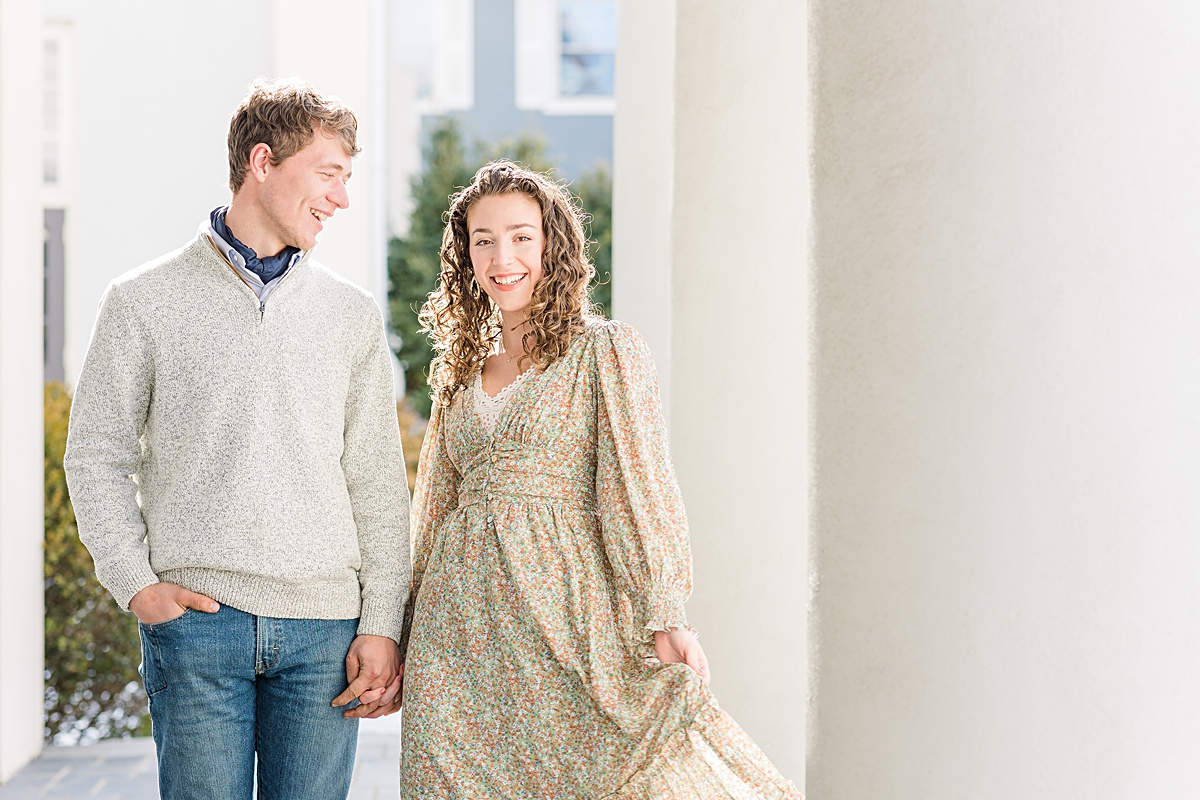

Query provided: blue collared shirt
[207,207,303,300]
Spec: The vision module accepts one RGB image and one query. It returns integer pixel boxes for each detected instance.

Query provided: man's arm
[64,283,161,610]
[331,302,412,713]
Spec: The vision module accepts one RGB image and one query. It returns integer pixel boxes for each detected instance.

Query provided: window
[43,22,72,383]
[42,22,72,202]
[45,209,66,383]
[558,0,616,98]
[515,0,616,115]
[428,0,474,111]
[44,38,60,185]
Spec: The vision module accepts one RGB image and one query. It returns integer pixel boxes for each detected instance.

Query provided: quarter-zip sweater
[64,223,411,641]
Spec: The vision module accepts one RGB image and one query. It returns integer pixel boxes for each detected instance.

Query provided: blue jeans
[138,604,360,800]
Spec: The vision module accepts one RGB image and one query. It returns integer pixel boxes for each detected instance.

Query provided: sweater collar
[207,206,303,286]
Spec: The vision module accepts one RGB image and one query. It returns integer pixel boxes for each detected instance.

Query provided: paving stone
[0,716,402,799]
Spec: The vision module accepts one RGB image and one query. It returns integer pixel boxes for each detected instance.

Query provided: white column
[611,0,675,413]
[271,0,390,308]
[810,2,1200,798]
[671,0,808,780]
[0,0,46,782]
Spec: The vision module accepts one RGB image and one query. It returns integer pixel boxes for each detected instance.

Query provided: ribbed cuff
[99,560,162,612]
[357,595,403,644]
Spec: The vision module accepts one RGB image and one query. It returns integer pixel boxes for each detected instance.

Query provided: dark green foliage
[44,382,149,743]
[478,130,554,172]
[574,162,613,316]
[387,121,473,419]
[387,118,614,418]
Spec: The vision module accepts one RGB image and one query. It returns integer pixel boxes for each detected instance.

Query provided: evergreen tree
[387,121,473,418]
[574,162,613,316]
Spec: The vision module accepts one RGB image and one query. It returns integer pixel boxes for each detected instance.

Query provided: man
[64,79,409,799]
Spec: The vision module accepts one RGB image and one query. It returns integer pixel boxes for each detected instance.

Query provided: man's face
[258,129,352,252]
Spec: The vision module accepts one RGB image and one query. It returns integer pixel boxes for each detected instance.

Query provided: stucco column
[810,2,1200,797]
[670,0,808,780]
[611,0,675,414]
[0,0,46,782]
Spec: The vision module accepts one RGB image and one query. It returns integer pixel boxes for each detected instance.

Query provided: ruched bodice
[455,443,597,513]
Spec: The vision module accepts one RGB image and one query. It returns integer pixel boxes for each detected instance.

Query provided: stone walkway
[0,716,401,799]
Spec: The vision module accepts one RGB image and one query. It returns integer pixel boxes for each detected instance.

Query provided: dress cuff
[642,596,695,637]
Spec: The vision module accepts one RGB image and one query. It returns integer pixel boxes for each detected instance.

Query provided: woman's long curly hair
[419,160,598,408]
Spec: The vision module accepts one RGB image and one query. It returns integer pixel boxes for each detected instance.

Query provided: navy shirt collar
[209,206,301,285]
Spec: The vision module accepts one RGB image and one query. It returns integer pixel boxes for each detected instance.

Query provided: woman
[399,160,800,798]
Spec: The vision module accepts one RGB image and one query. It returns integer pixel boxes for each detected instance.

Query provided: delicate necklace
[494,335,526,362]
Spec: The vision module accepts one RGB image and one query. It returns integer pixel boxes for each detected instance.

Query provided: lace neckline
[473,368,533,435]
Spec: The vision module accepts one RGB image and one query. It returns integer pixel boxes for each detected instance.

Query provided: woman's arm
[594,322,704,677]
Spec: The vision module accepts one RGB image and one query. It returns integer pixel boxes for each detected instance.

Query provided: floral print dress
[399,321,800,799]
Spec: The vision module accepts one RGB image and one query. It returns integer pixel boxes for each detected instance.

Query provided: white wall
[670,0,807,780]
[0,0,47,782]
[809,1,1200,797]
[613,0,808,782]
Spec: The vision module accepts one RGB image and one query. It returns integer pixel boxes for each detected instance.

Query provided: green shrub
[44,382,148,744]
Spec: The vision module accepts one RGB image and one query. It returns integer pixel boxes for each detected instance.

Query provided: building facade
[419,0,614,180]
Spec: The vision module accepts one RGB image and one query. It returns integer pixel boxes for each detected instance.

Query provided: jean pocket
[139,625,168,696]
[138,607,197,631]
[138,608,201,696]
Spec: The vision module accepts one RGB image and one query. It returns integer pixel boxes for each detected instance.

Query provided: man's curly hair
[419,160,598,408]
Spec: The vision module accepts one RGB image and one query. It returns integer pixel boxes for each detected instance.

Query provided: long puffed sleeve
[399,400,462,662]
[594,322,694,644]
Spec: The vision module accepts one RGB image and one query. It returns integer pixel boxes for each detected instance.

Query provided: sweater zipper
[206,235,300,323]
[257,262,300,322]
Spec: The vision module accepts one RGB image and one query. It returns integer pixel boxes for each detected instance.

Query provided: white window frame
[515,0,616,116]
[421,0,474,114]
[43,20,74,208]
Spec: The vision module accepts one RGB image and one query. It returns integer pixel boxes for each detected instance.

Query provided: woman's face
[467,192,546,319]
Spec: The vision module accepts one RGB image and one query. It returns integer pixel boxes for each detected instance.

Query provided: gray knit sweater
[64,224,411,641]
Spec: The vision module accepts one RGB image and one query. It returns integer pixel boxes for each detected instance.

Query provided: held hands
[654,628,711,685]
[129,582,219,624]
[332,634,404,719]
